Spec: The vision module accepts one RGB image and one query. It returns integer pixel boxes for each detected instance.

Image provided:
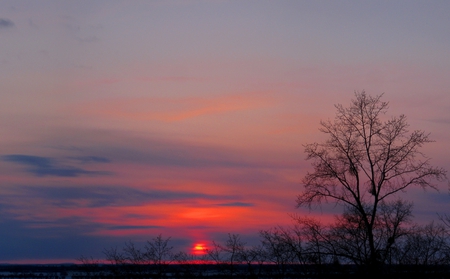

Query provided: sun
[192,243,207,255]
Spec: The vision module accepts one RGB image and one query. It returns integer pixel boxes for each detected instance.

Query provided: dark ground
[0,264,449,279]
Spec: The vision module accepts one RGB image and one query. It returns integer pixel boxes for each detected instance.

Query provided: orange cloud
[135,76,208,83]
[71,92,275,123]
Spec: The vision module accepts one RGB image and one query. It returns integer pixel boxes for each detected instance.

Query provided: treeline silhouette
[72,215,450,279]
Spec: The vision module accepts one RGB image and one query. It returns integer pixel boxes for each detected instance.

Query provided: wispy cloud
[2,154,112,177]
[136,76,208,83]
[0,18,14,28]
[65,131,267,169]
[71,93,274,123]
[8,185,236,208]
[108,225,162,230]
[424,117,450,125]
[216,202,254,207]
[70,156,111,164]
[78,76,206,89]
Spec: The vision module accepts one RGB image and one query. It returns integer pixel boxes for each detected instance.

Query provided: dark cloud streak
[2,154,112,177]
[216,202,254,207]
[108,225,162,230]
[3,154,52,168]
[70,156,111,164]
[10,185,237,208]
[0,18,14,28]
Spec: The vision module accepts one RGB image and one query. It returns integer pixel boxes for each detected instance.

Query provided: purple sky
[0,0,449,263]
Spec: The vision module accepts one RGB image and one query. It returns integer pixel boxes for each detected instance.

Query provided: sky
[0,0,449,263]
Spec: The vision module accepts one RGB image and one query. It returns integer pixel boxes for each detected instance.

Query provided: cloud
[216,202,254,207]
[0,18,14,28]
[75,135,262,169]
[136,76,208,83]
[3,154,52,168]
[12,185,234,208]
[2,154,112,177]
[425,117,450,126]
[0,217,143,261]
[70,156,111,164]
[11,125,293,176]
[71,92,274,123]
[108,225,162,230]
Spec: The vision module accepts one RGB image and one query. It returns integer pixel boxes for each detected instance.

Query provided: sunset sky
[1,0,449,263]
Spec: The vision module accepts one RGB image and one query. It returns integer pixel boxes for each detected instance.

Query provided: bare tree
[239,244,267,278]
[144,234,173,265]
[395,222,450,266]
[260,227,300,278]
[77,255,101,277]
[297,91,447,267]
[144,234,174,277]
[323,200,412,267]
[291,216,331,266]
[173,251,206,278]
[103,246,127,265]
[206,233,246,278]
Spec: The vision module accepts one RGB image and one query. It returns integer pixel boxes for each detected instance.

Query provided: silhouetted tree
[260,227,300,278]
[77,255,102,277]
[144,234,174,277]
[239,244,267,278]
[102,234,174,278]
[173,251,206,278]
[323,200,412,267]
[103,245,129,277]
[206,233,246,278]
[297,91,447,270]
[395,222,450,265]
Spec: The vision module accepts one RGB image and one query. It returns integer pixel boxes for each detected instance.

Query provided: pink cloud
[70,92,275,123]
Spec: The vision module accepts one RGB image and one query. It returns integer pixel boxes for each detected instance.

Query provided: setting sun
[192,243,207,255]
